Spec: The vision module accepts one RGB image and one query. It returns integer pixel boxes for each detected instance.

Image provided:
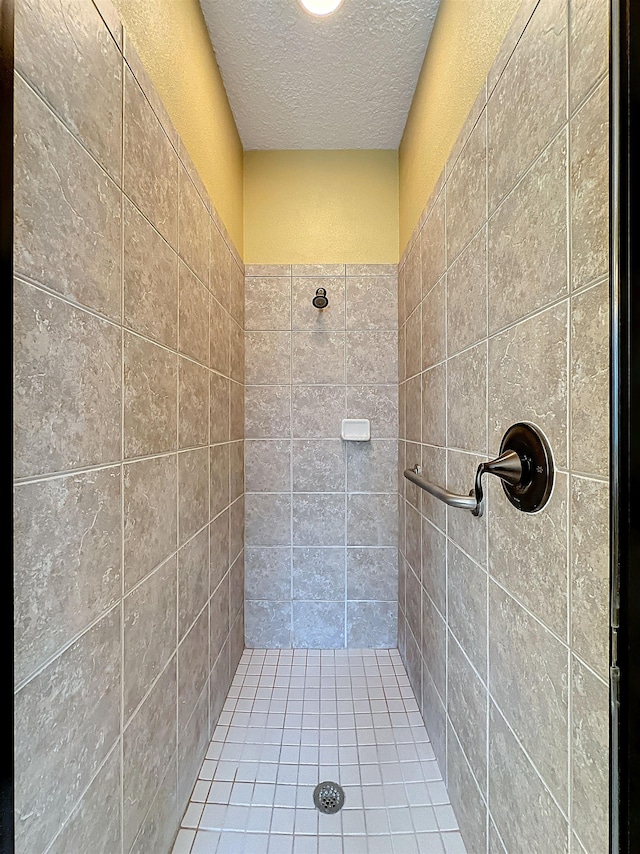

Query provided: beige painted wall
[399,0,521,253]
[244,150,399,264]
[113,0,244,253]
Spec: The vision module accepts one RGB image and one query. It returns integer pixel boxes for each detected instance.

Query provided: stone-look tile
[571,281,609,478]
[178,138,210,213]
[571,657,609,854]
[447,342,487,454]
[420,190,446,298]
[404,237,422,320]
[210,572,229,665]
[487,0,539,95]
[179,357,209,449]
[178,608,209,734]
[422,589,446,701]
[178,684,209,811]
[398,314,406,383]
[123,659,177,852]
[489,302,568,467]
[292,277,346,331]
[245,264,291,277]
[421,364,446,447]
[347,548,397,601]
[245,277,291,330]
[448,636,488,797]
[210,222,232,310]
[16,0,122,177]
[14,281,121,478]
[178,527,209,641]
[487,0,568,211]
[230,318,245,387]
[245,385,291,439]
[293,548,345,600]
[489,130,568,332]
[292,331,345,384]
[489,703,569,854]
[571,80,609,291]
[347,385,398,439]
[229,552,244,622]
[47,747,121,854]
[210,373,230,444]
[570,0,609,111]
[229,380,244,442]
[348,493,398,547]
[124,557,177,722]
[448,541,488,680]
[346,332,398,384]
[245,548,291,600]
[209,295,229,377]
[405,503,422,584]
[346,264,397,277]
[571,476,609,678]
[179,447,209,545]
[245,439,291,492]
[245,493,291,546]
[179,262,209,367]
[131,752,178,854]
[489,472,568,639]
[293,494,345,547]
[406,565,421,645]
[229,495,244,564]
[489,582,568,807]
[229,439,244,503]
[398,555,407,616]
[406,375,422,444]
[209,444,229,519]
[229,259,245,328]
[124,198,178,349]
[405,305,422,380]
[422,668,446,773]
[210,509,229,593]
[346,275,397,330]
[446,726,487,854]
[123,66,178,248]
[488,822,507,854]
[347,602,396,648]
[123,455,177,592]
[210,638,230,724]
[15,610,120,854]
[178,166,209,286]
[292,439,344,492]
[447,450,487,567]
[420,444,447,533]
[293,263,345,277]
[347,439,397,493]
[123,33,178,149]
[399,378,406,439]
[421,518,446,617]
[229,610,245,676]
[14,78,121,321]
[124,331,177,458]
[447,112,487,263]
[14,467,121,686]
[292,385,345,438]
[293,601,345,648]
[448,82,488,176]
[405,624,422,705]
[245,601,291,648]
[245,331,291,385]
[421,278,446,371]
[447,227,487,356]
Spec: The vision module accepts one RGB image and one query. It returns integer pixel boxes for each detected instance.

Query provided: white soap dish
[341,419,370,442]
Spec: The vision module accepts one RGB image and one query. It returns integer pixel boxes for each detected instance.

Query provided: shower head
[312,287,328,309]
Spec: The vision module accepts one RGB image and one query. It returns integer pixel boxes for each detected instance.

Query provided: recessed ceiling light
[298,0,345,17]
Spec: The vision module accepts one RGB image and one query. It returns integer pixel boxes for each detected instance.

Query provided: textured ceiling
[199,0,441,150]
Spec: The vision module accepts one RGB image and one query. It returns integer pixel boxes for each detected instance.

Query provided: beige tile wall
[244,264,399,648]
[397,0,610,851]
[13,0,244,851]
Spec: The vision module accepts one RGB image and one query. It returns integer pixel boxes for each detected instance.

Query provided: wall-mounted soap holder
[341,419,370,441]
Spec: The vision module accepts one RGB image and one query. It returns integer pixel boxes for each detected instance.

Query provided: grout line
[119,46,126,854]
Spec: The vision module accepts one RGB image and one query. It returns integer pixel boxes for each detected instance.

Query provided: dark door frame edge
[611,0,640,852]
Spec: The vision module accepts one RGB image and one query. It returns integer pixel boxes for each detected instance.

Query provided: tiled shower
[12,0,610,853]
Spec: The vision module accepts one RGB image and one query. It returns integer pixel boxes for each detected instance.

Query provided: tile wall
[13,0,245,851]
[397,0,610,852]
[244,265,399,649]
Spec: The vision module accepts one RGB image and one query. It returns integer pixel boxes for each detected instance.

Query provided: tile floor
[173,648,466,854]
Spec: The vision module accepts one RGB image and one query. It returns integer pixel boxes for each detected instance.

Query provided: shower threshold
[173,648,466,854]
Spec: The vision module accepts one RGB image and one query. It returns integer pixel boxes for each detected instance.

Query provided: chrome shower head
[312,287,328,309]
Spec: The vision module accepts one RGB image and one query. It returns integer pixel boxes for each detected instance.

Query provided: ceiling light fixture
[298,0,345,17]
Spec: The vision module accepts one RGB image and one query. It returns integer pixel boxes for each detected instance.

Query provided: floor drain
[313,781,345,814]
